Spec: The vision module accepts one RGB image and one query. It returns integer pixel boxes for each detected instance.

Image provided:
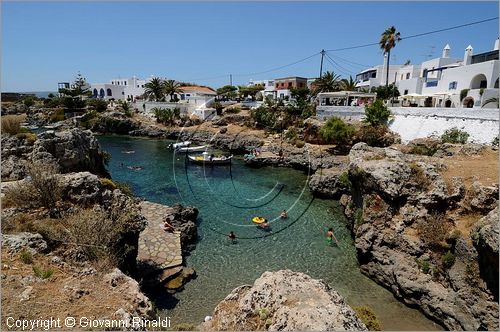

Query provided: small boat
[169,141,191,149]
[176,145,208,153]
[187,152,233,165]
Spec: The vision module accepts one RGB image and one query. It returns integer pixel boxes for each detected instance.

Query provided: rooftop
[180,86,217,95]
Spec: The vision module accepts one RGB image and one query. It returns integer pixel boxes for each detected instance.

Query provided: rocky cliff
[335,142,499,330]
[1,128,109,181]
[200,270,367,331]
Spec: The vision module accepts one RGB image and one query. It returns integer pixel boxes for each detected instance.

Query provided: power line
[326,17,498,52]
[232,52,320,77]
[325,53,356,76]
[326,52,371,68]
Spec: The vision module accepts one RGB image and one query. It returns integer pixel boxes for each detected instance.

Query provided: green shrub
[421,260,431,274]
[32,265,54,279]
[319,117,355,146]
[355,208,364,225]
[80,109,99,128]
[23,96,35,108]
[441,127,469,144]
[441,251,456,269]
[416,213,452,252]
[353,306,381,331]
[338,172,352,189]
[19,249,33,264]
[225,106,241,114]
[460,89,469,102]
[408,145,437,156]
[285,127,298,141]
[86,98,108,112]
[115,181,133,197]
[153,107,179,125]
[250,106,278,130]
[49,109,65,123]
[1,114,25,135]
[409,162,429,189]
[364,99,392,127]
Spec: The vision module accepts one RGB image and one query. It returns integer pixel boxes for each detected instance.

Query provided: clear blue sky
[2,1,498,92]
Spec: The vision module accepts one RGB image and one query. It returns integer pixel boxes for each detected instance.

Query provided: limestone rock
[308,168,350,199]
[2,232,48,254]
[201,270,367,331]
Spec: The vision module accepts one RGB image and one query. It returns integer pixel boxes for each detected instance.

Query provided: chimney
[494,38,499,51]
[442,44,451,58]
[464,45,473,65]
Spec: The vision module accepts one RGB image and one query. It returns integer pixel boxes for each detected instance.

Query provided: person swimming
[327,227,339,246]
[280,210,288,219]
[228,231,237,243]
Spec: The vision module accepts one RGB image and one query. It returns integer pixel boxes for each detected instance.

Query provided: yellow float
[252,217,267,224]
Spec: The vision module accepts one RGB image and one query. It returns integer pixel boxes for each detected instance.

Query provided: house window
[122,91,125,95]
[480,80,487,89]
[124,81,127,85]
[281,83,284,87]
[449,81,458,90]
[401,74,404,80]
[406,73,410,79]
[404,89,408,95]
[298,83,304,88]
[288,82,292,88]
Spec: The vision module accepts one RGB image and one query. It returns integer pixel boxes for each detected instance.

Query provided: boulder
[469,182,499,213]
[200,270,367,331]
[308,168,350,199]
[2,232,48,254]
[164,204,199,249]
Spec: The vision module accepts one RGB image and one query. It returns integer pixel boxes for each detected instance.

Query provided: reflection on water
[98,135,442,331]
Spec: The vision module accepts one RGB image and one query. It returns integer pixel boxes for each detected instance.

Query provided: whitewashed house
[90,76,147,102]
[395,39,499,108]
[355,60,403,91]
[248,79,275,99]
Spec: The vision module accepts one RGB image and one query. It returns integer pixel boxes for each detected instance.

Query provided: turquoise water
[98,135,441,331]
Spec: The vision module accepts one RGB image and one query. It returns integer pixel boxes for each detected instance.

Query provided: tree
[216,85,238,99]
[58,73,91,112]
[238,84,264,100]
[373,84,400,100]
[312,71,342,95]
[379,26,401,87]
[364,99,392,127]
[163,79,183,102]
[144,77,166,101]
[341,76,358,91]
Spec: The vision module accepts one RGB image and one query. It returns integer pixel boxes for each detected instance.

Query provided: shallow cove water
[98,135,441,331]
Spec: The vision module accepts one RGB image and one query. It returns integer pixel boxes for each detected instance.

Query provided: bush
[100,178,133,196]
[353,306,381,331]
[409,162,429,189]
[4,161,62,210]
[225,106,241,114]
[421,260,431,274]
[49,109,65,123]
[19,249,33,264]
[319,117,355,146]
[250,106,278,130]
[355,208,364,225]
[441,127,469,144]
[356,125,389,147]
[416,213,452,252]
[364,99,391,127]
[1,114,25,135]
[460,89,469,102]
[86,98,108,112]
[23,96,35,108]
[338,172,352,189]
[492,136,499,147]
[153,107,179,125]
[32,265,54,279]
[441,251,456,269]
[16,132,37,145]
[80,109,99,128]
[295,139,305,148]
[285,127,298,141]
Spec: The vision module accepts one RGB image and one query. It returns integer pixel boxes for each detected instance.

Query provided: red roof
[180,86,216,95]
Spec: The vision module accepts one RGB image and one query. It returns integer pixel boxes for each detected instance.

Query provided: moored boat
[187,152,233,165]
[169,141,191,149]
[176,145,208,153]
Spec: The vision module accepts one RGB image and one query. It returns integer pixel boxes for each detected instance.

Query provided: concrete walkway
[138,201,183,269]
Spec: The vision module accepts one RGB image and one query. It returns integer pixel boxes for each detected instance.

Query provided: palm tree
[312,71,342,95]
[379,26,401,87]
[341,76,358,91]
[482,97,499,108]
[144,77,166,101]
[163,79,183,102]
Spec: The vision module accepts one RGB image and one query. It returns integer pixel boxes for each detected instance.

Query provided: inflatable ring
[252,217,266,224]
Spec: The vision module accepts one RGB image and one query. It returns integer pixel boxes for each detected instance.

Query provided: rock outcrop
[163,204,199,250]
[308,167,350,199]
[2,232,48,254]
[1,128,109,180]
[338,143,499,330]
[201,270,367,331]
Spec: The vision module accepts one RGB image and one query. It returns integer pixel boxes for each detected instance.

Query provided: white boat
[176,145,208,153]
[187,152,233,165]
[169,141,191,149]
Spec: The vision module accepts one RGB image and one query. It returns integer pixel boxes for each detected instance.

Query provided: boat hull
[187,155,233,165]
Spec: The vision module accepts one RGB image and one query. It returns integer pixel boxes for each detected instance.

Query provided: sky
[1,1,499,92]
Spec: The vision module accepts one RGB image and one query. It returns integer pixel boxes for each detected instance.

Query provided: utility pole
[230,74,232,86]
[319,49,326,78]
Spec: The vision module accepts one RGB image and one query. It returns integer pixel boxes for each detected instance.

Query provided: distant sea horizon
[2,91,57,98]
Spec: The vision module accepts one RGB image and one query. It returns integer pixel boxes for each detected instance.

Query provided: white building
[396,40,499,108]
[355,62,404,91]
[248,79,275,99]
[90,76,147,101]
